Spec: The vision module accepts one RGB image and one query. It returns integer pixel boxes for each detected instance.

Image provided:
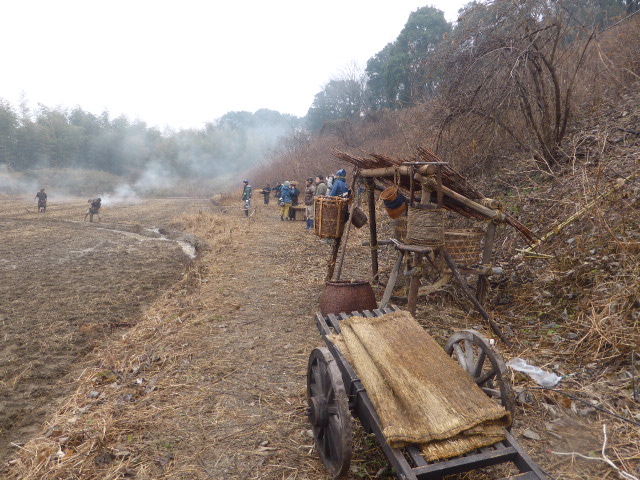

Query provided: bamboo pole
[366,178,379,281]
[334,168,361,280]
[518,176,632,255]
[326,237,341,282]
[416,173,506,222]
[360,164,436,178]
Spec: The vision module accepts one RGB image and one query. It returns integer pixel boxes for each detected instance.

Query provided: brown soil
[0,198,198,470]
[1,196,636,479]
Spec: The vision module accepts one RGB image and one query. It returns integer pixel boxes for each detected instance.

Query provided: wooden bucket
[351,207,368,228]
[406,206,445,246]
[314,196,348,238]
[319,280,377,315]
[444,229,484,266]
[380,185,407,219]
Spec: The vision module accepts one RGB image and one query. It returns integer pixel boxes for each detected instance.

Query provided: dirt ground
[1,196,635,479]
[0,197,198,467]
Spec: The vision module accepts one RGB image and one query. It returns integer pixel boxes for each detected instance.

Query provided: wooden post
[326,237,341,282]
[366,179,379,281]
[476,221,497,305]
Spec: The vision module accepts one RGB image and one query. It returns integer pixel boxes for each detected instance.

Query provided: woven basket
[444,229,484,266]
[406,207,445,246]
[314,196,348,238]
[319,280,377,315]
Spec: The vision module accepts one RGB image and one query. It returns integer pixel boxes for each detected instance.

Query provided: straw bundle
[330,311,510,461]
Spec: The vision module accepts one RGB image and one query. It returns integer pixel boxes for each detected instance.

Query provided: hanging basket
[444,229,485,266]
[314,196,348,238]
[380,185,408,219]
[406,206,445,246]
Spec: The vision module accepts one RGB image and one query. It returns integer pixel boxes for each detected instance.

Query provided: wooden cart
[307,306,548,480]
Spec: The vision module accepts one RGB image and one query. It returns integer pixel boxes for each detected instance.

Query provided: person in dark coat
[279,181,292,220]
[36,188,47,213]
[330,169,348,197]
[261,184,272,205]
[289,182,300,220]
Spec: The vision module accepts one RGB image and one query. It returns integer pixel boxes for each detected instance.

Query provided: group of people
[241,168,348,228]
[33,188,102,222]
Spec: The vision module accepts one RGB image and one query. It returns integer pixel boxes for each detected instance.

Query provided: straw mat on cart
[329,311,510,461]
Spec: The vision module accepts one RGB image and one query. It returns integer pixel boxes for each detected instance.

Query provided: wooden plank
[503,431,547,479]
[314,312,332,337]
[412,447,518,478]
[326,313,341,334]
[499,472,542,480]
[407,445,429,467]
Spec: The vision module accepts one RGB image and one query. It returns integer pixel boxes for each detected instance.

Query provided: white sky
[1,1,468,131]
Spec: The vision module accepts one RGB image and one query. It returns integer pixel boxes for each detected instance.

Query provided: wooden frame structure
[358,162,514,344]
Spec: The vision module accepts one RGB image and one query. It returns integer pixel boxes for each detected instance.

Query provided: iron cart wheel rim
[307,347,352,478]
[445,329,515,425]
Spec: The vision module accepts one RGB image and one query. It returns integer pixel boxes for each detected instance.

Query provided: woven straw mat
[329,311,510,461]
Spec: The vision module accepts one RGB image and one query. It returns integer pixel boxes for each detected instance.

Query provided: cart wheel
[307,347,352,478]
[445,330,515,423]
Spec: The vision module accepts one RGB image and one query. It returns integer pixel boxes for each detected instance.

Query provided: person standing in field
[84,198,102,222]
[242,180,252,216]
[289,181,300,220]
[303,177,316,230]
[330,169,348,197]
[35,188,47,213]
[279,181,292,221]
[261,184,271,205]
[315,175,327,197]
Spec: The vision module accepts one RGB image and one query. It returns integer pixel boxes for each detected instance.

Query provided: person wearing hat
[279,181,292,220]
[241,180,252,216]
[330,169,348,197]
[303,177,316,230]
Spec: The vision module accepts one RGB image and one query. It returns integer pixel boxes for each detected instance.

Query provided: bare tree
[432,0,597,168]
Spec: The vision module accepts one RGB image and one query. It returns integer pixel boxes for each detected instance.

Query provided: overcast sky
[1,1,469,131]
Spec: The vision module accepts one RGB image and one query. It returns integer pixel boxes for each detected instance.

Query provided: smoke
[0,103,300,200]
[0,164,39,195]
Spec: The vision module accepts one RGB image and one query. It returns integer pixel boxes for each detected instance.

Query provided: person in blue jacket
[330,169,349,197]
[279,181,292,220]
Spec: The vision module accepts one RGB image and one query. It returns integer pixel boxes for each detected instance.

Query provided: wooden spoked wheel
[307,347,352,478]
[445,330,515,424]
